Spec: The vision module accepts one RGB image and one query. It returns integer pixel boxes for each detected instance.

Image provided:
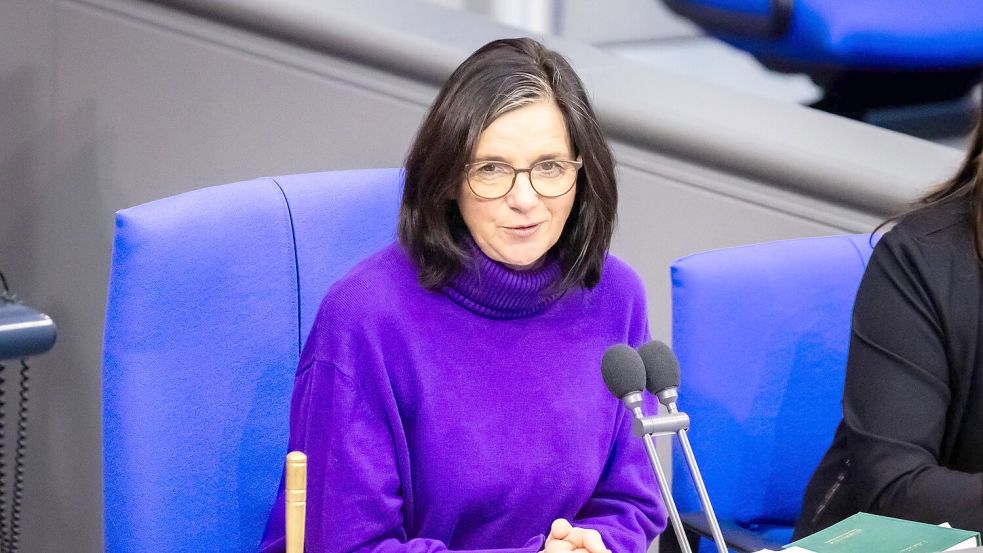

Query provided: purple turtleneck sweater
[260,242,667,553]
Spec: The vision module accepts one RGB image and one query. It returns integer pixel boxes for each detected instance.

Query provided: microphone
[600,344,693,553]
[601,344,646,414]
[638,341,727,553]
[639,340,680,410]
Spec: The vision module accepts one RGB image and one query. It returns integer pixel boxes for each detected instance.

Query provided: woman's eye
[475,163,509,175]
[535,162,564,177]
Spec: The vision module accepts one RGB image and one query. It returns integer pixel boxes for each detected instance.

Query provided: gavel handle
[285,451,307,553]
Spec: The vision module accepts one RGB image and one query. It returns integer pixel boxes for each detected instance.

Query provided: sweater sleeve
[259,334,545,553]
[569,404,668,553]
[567,273,667,553]
[841,227,983,529]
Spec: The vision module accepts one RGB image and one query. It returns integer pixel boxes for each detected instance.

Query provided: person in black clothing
[795,92,983,539]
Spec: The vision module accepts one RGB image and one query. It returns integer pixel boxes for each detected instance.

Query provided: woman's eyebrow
[532,152,571,162]
[471,152,572,164]
[470,155,509,163]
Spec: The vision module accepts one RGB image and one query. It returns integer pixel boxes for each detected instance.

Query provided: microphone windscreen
[601,344,646,398]
[638,340,680,394]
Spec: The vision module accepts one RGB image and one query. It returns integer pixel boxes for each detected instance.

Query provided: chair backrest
[663,0,983,70]
[669,234,875,544]
[102,168,402,553]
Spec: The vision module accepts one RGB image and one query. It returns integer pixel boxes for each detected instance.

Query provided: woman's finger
[580,528,607,553]
[549,518,573,540]
[559,526,608,553]
[542,536,576,553]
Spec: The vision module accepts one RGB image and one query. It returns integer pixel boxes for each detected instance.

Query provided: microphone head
[601,344,646,399]
[638,340,681,395]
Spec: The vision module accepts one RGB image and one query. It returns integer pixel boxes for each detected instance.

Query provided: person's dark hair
[398,37,617,292]
[882,92,983,261]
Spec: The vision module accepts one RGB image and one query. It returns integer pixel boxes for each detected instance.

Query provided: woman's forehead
[472,100,572,161]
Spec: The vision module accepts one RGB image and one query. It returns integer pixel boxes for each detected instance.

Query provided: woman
[795,91,983,538]
[259,38,667,553]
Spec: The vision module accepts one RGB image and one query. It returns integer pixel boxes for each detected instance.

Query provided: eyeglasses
[464,159,582,199]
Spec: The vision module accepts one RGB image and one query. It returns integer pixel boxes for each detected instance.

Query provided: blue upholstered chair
[666,234,876,552]
[102,169,402,552]
[663,0,983,115]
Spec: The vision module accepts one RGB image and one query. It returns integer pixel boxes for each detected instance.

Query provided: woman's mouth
[505,223,541,238]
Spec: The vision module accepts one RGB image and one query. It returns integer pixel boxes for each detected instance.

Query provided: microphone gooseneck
[636,340,727,553]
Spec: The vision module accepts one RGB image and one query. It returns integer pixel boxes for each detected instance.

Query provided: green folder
[785,512,981,553]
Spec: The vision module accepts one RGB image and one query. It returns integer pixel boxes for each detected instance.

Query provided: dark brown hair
[886,93,983,260]
[398,38,617,292]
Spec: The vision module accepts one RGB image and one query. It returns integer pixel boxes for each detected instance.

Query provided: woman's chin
[500,252,546,271]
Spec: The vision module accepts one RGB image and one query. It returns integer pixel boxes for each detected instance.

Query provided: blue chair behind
[102,168,402,552]
[667,234,875,552]
[662,0,983,115]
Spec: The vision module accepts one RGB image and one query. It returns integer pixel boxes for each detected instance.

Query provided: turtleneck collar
[441,238,566,319]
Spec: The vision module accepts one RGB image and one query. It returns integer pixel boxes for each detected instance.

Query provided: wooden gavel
[285,451,307,553]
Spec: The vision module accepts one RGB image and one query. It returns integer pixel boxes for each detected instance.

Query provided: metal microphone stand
[633,390,728,553]
[622,391,693,553]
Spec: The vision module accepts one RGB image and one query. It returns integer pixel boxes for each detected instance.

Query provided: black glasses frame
[463,159,583,200]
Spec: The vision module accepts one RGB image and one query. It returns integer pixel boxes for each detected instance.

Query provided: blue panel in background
[684,0,772,16]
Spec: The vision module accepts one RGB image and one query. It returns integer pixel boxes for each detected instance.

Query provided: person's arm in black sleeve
[842,226,983,530]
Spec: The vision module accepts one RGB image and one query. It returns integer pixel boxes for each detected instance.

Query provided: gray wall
[0,0,964,551]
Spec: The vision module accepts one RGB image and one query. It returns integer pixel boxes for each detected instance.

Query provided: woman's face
[457,99,577,270]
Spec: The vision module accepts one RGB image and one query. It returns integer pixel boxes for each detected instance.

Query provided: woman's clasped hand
[542,520,611,553]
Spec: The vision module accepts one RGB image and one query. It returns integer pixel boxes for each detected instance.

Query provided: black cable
[0,273,12,306]
[0,272,34,552]
[7,359,28,553]
[0,363,7,553]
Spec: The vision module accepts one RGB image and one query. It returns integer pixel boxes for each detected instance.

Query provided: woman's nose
[506,171,539,209]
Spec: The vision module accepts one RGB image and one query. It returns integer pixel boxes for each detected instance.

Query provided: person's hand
[542,519,610,553]
[541,538,585,553]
